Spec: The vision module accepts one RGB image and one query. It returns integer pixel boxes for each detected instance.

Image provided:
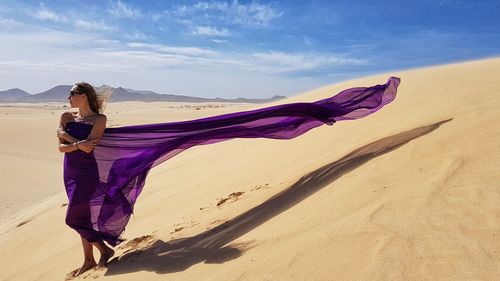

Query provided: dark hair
[73,82,106,114]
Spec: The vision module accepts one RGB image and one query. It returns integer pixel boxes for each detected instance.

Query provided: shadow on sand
[105,118,453,276]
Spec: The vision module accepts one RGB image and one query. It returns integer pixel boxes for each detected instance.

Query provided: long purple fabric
[63,77,400,246]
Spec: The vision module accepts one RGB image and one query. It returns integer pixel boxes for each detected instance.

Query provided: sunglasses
[69,90,83,96]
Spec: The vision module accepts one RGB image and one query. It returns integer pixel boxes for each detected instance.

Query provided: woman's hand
[77,140,98,153]
[57,128,74,142]
[56,128,66,139]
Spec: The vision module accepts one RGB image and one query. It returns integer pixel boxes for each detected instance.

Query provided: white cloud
[0,23,366,98]
[108,0,142,18]
[172,0,283,28]
[211,39,229,44]
[193,2,229,10]
[0,22,365,73]
[122,42,365,74]
[23,4,115,32]
[31,4,68,23]
[192,26,232,37]
[238,52,368,73]
[0,18,27,30]
[127,42,218,57]
[229,1,284,28]
[74,20,114,31]
[125,31,149,40]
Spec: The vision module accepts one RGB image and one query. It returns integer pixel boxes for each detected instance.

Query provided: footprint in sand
[206,219,228,229]
[250,183,270,192]
[117,234,156,254]
[170,220,199,234]
[216,191,245,207]
[200,184,269,211]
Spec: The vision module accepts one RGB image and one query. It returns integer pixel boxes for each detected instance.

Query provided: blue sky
[0,0,499,98]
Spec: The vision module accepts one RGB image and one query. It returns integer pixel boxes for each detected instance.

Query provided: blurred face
[68,85,86,108]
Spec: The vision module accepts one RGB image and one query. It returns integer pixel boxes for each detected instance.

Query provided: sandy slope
[0,57,499,281]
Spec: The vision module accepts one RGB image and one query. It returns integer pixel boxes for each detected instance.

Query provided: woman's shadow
[105,118,452,276]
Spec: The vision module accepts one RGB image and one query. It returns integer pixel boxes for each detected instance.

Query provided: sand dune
[0,57,499,280]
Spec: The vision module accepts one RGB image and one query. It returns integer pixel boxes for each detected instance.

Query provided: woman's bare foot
[98,248,115,267]
[75,260,97,276]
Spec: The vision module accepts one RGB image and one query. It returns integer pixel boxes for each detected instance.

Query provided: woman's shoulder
[92,114,107,126]
[60,111,77,122]
[95,113,107,122]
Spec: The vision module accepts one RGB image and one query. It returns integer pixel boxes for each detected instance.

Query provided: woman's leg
[75,237,97,276]
[92,240,115,266]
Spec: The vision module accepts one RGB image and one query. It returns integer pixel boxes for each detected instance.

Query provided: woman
[57,77,400,276]
[57,82,114,276]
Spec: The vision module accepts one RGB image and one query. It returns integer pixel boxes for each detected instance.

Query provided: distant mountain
[0,85,286,104]
[0,88,31,102]
[27,85,73,102]
[106,87,285,103]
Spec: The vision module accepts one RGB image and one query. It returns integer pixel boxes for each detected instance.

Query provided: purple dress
[63,77,400,246]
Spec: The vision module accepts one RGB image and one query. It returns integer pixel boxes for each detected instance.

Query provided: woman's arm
[75,115,106,153]
[57,127,80,144]
[57,113,106,153]
[59,139,80,153]
[57,112,94,153]
[57,112,80,144]
[59,137,96,153]
[58,112,79,153]
[87,115,107,144]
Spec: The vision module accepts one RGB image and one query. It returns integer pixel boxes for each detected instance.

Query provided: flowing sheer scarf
[68,77,400,246]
